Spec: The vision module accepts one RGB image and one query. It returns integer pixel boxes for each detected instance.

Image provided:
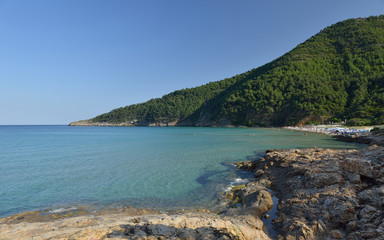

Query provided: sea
[0,125,364,217]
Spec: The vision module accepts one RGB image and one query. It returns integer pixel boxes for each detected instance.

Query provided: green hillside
[71,15,384,127]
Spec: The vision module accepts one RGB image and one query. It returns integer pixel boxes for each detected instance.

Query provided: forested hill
[70,15,384,127]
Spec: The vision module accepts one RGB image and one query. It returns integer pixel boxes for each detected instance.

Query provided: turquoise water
[0,126,363,217]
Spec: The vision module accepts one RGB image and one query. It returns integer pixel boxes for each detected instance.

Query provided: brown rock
[340,158,375,178]
[330,201,356,225]
[346,221,358,232]
[254,169,265,178]
[359,205,381,224]
[246,146,384,239]
[330,229,343,239]
[0,211,272,240]
[242,190,273,218]
[306,172,344,188]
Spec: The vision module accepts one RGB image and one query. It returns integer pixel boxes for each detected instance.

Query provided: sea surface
[0,125,364,217]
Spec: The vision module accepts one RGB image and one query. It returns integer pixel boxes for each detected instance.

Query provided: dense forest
[71,15,384,127]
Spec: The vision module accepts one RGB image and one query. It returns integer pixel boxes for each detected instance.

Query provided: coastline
[283,125,373,136]
[0,164,273,239]
[285,125,384,146]
[1,128,382,239]
[4,143,383,239]
[0,197,271,240]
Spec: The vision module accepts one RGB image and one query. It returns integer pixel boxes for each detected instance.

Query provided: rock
[376,219,384,240]
[330,201,356,225]
[358,187,384,207]
[236,161,256,171]
[243,182,265,195]
[306,172,344,188]
[340,158,375,178]
[360,226,378,239]
[242,190,273,218]
[359,205,381,224]
[330,229,343,239]
[254,169,265,178]
[333,135,372,144]
[285,220,316,239]
[345,172,361,184]
[241,146,384,239]
[0,211,271,240]
[346,221,358,232]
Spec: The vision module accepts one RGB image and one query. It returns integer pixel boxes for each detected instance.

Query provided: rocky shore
[0,207,270,239]
[236,144,384,239]
[333,128,384,146]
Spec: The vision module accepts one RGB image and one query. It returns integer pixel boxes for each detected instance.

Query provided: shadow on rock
[113,223,238,240]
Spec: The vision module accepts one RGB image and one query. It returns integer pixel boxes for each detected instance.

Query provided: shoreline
[0,194,271,240]
[0,166,271,239]
[283,125,373,136]
[0,149,276,239]
[5,144,381,239]
[1,130,381,239]
[285,125,384,147]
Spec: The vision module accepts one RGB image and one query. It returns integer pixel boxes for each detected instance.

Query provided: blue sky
[0,0,383,124]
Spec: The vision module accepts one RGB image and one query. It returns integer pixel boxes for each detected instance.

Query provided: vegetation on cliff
[75,15,384,127]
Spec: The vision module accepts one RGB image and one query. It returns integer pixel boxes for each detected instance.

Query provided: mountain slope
[70,15,384,127]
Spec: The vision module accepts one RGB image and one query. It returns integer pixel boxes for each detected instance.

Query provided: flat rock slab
[0,210,271,240]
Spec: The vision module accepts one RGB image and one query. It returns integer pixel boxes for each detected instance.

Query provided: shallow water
[0,126,364,217]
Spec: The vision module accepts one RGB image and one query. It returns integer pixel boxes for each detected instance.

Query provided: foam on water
[233,178,250,184]
[48,207,78,214]
[223,178,251,192]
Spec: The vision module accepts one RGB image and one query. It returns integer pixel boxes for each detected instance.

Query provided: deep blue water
[0,126,363,217]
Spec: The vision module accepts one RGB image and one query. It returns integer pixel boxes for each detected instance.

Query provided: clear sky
[0,0,383,124]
